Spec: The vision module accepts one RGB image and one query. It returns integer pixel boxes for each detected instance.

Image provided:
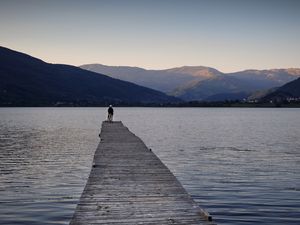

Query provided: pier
[70,121,213,225]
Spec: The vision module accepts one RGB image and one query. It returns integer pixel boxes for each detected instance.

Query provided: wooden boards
[70,121,213,225]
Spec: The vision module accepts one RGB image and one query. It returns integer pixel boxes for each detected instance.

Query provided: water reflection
[118,108,300,225]
[0,107,299,225]
[0,108,103,224]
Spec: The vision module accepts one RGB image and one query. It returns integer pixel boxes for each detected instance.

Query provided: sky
[0,0,300,72]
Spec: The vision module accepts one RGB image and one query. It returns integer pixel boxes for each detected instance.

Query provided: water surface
[0,108,299,224]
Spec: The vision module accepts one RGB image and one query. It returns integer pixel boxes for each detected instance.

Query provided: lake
[0,108,299,224]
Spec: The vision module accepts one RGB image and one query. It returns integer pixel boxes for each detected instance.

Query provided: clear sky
[0,0,299,72]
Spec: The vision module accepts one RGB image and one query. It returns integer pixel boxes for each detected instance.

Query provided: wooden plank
[70,121,214,225]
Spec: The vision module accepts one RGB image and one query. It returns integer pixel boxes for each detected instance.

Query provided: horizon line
[2,45,300,74]
[78,62,300,74]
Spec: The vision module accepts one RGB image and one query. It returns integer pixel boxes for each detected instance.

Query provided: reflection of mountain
[0,46,180,106]
[81,64,300,101]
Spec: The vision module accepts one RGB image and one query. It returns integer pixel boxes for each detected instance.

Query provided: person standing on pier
[107,105,114,122]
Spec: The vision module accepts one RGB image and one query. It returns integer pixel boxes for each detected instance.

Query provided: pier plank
[70,121,213,225]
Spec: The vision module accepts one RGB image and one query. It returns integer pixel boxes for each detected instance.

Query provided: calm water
[0,108,299,225]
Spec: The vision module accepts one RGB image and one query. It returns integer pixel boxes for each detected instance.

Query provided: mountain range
[0,46,179,106]
[1,46,299,106]
[81,64,300,101]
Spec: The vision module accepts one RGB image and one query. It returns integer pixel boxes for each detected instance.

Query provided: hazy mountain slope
[81,64,300,101]
[261,77,300,101]
[172,76,259,101]
[164,66,223,79]
[229,69,300,89]
[80,64,194,92]
[0,46,180,106]
[204,92,249,101]
[247,88,278,101]
[173,68,300,101]
[80,64,222,93]
[278,77,300,96]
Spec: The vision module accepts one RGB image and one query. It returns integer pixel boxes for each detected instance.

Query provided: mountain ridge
[0,46,180,106]
[261,77,300,102]
[81,64,300,101]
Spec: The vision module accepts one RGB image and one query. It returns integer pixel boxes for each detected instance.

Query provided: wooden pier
[70,121,213,225]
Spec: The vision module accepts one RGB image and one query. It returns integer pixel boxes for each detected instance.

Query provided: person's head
[109,105,112,108]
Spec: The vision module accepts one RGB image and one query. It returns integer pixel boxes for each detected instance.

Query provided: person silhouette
[107,105,114,122]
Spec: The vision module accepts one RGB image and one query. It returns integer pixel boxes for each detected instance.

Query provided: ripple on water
[0,107,300,224]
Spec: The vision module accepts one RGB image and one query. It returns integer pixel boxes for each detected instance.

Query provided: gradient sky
[0,0,299,72]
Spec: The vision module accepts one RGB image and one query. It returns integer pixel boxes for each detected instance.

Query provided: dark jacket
[108,107,114,115]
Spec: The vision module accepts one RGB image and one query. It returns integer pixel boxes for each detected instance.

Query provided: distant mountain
[176,69,300,101]
[81,64,300,101]
[247,87,278,101]
[261,77,300,102]
[163,66,222,79]
[229,69,300,89]
[204,92,250,102]
[80,64,222,93]
[278,77,300,96]
[172,75,259,101]
[0,46,180,106]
